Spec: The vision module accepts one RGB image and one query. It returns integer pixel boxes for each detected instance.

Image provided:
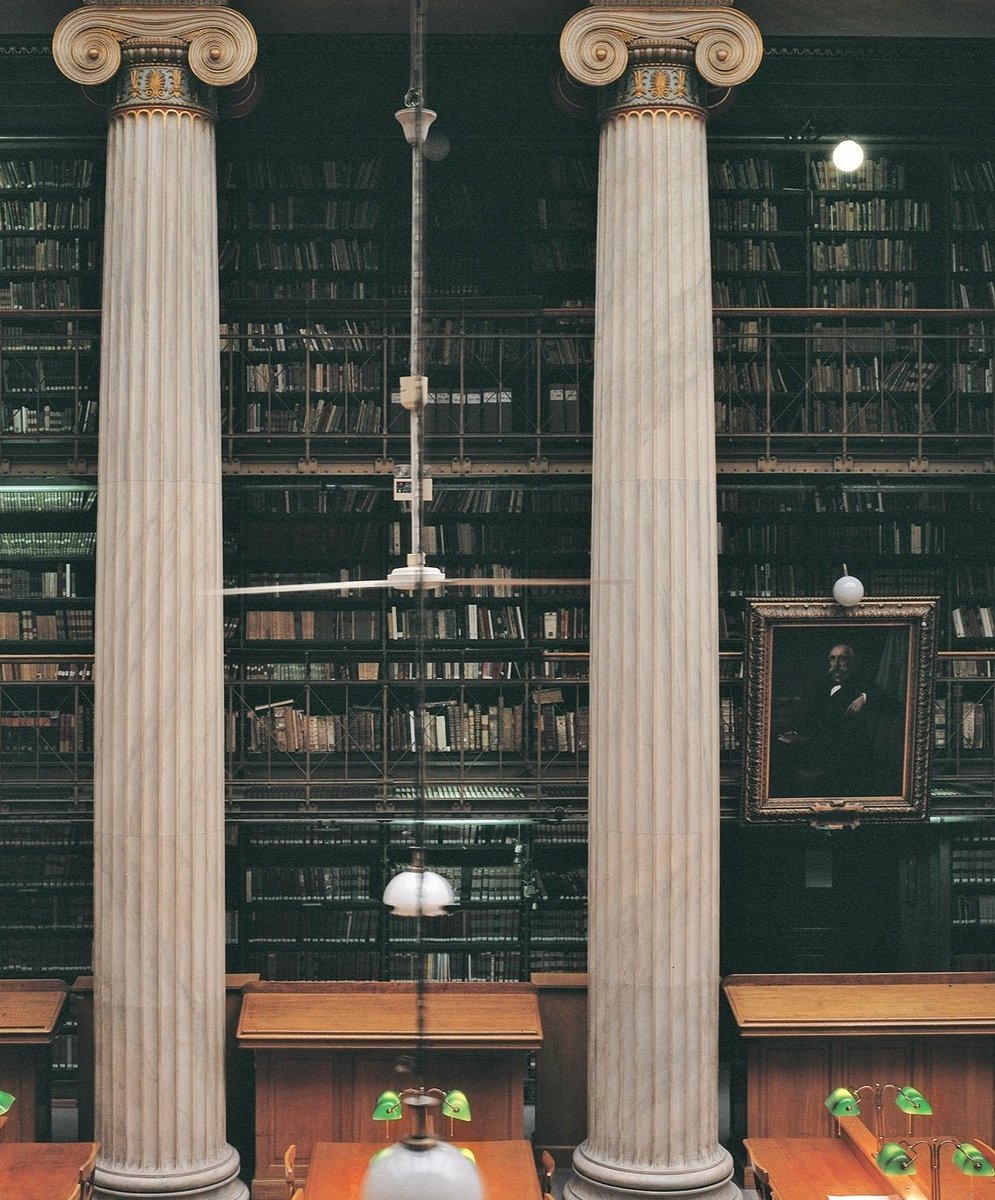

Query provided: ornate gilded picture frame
[743,598,939,824]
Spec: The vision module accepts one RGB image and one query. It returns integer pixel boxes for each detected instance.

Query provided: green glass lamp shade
[895,1086,932,1116]
[876,1143,917,1176]
[0,1091,14,1116]
[441,1090,471,1121]
[952,1144,995,1177]
[372,1090,403,1121]
[825,1087,861,1117]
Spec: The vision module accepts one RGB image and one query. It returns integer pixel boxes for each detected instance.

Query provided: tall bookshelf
[2,110,995,992]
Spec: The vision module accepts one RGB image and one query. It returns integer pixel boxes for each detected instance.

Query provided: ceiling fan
[221,10,593,606]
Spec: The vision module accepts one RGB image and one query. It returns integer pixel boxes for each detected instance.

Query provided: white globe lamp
[832,138,864,173]
[382,863,455,917]
[361,1139,483,1200]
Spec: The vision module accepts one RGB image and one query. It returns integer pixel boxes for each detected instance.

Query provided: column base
[564,1142,740,1200]
[93,1145,249,1200]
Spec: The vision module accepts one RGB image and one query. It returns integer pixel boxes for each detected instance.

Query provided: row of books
[0,198,94,230]
[244,610,380,641]
[0,157,97,190]
[242,396,381,434]
[718,520,947,555]
[711,197,781,231]
[388,521,588,558]
[0,609,94,640]
[951,240,994,272]
[0,565,82,598]
[221,197,382,231]
[0,279,88,308]
[388,911,521,941]
[0,488,95,514]
[246,907,379,943]
[811,197,930,231]
[952,894,995,924]
[810,238,918,271]
[0,709,92,753]
[809,157,909,192]
[388,951,524,982]
[3,893,91,929]
[386,604,527,642]
[244,864,372,901]
[219,236,381,272]
[0,850,91,884]
[244,360,380,394]
[4,404,97,434]
[1,660,92,682]
[951,197,995,231]
[0,827,92,847]
[532,865,586,900]
[531,909,587,940]
[223,276,373,302]
[0,237,99,271]
[535,705,589,754]
[0,938,91,974]
[809,279,919,307]
[712,239,785,271]
[220,157,382,191]
[933,698,990,750]
[952,607,995,641]
[951,841,995,883]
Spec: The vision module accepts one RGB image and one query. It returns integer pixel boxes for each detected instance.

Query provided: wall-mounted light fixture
[832,564,865,607]
[832,138,865,173]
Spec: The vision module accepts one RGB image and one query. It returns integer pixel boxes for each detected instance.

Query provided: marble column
[52,8,255,1199]
[559,7,761,1200]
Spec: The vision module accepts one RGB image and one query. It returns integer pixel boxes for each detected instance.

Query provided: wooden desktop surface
[0,980,67,1042]
[746,1119,995,1200]
[0,1141,98,1200]
[723,973,995,1038]
[302,1139,542,1200]
[238,989,542,1050]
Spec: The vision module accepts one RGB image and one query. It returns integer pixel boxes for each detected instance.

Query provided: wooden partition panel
[237,981,542,1200]
[723,973,995,1151]
[0,980,67,1142]
[531,972,587,1159]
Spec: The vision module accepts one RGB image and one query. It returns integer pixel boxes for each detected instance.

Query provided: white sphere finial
[833,567,864,608]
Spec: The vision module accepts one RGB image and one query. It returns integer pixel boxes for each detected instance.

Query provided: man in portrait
[771,637,906,799]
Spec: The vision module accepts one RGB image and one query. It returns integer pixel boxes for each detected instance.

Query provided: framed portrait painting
[743,598,939,823]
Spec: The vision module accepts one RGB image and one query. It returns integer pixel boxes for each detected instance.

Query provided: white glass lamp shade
[833,573,865,607]
[832,139,864,172]
[383,867,455,917]
[360,1140,483,1200]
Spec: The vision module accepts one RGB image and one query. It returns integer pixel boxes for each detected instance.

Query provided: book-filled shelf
[0,103,994,999]
[223,478,591,798]
[229,818,586,981]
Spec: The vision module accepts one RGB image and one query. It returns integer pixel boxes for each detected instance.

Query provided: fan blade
[444,577,590,589]
[223,575,595,598]
[223,578,392,597]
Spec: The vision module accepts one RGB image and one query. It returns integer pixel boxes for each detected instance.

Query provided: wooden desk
[238,981,543,1200]
[723,973,995,1145]
[746,1122,995,1200]
[0,980,68,1141]
[302,1139,542,1200]
[531,972,587,1158]
[0,1141,99,1200]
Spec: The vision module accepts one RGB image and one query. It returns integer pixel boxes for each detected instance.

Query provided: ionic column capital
[52,4,257,90]
[560,4,762,90]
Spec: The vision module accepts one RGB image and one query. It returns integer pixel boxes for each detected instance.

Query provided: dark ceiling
[1,0,994,39]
